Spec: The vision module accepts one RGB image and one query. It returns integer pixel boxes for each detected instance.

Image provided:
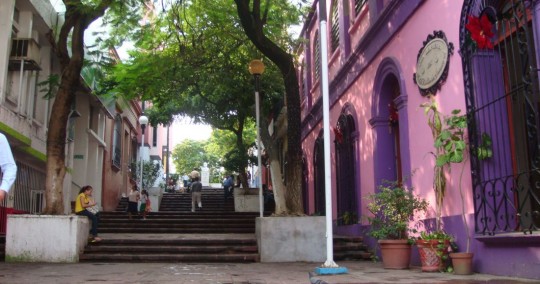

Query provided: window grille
[314,34,321,80]
[354,0,367,16]
[460,0,540,235]
[331,1,340,52]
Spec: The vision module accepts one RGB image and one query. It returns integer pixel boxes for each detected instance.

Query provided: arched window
[335,112,358,225]
[460,0,540,234]
[112,114,122,168]
[313,132,325,215]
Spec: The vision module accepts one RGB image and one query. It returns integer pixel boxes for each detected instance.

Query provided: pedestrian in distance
[223,174,234,200]
[139,189,150,220]
[75,185,102,242]
[190,170,202,212]
[128,185,140,219]
[0,133,17,203]
[182,173,189,188]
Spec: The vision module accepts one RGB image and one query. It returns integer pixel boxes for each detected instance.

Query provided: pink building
[299,0,540,279]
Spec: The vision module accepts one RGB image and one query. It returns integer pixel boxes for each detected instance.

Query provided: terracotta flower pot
[416,239,450,272]
[450,252,474,275]
[378,239,412,269]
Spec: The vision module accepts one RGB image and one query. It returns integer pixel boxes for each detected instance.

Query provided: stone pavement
[0,260,538,284]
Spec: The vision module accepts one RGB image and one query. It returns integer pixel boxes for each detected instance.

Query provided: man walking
[0,133,17,203]
[190,171,202,212]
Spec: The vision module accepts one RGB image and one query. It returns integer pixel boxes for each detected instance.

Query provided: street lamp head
[139,115,149,126]
[248,59,265,76]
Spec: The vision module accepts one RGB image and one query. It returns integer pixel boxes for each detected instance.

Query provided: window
[335,113,357,226]
[314,33,321,80]
[313,133,326,215]
[331,1,340,52]
[152,126,157,147]
[354,0,367,17]
[112,114,122,168]
[461,0,540,235]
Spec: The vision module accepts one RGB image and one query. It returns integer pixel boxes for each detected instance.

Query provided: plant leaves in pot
[366,180,428,269]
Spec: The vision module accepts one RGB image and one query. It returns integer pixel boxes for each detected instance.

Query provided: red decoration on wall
[388,103,399,125]
[333,126,343,144]
[465,14,494,49]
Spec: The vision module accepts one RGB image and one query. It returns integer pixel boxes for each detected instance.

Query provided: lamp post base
[314,266,349,275]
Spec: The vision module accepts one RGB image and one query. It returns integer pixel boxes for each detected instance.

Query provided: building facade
[299,0,540,279]
[0,0,144,221]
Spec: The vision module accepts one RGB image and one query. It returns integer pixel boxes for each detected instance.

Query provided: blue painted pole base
[314,266,349,275]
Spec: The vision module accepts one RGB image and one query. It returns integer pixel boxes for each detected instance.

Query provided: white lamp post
[315,0,348,275]
[138,114,149,191]
[248,59,265,218]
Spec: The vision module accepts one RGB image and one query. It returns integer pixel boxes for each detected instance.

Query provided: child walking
[139,189,150,220]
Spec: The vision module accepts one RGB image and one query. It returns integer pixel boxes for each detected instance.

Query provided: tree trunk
[258,106,286,215]
[43,2,111,214]
[235,0,304,215]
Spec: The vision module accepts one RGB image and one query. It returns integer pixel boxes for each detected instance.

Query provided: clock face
[415,38,449,90]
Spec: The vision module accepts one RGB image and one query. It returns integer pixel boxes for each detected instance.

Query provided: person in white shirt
[0,133,17,202]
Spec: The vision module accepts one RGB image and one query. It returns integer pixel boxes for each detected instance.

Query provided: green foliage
[37,75,60,100]
[419,231,454,261]
[434,109,492,167]
[132,160,161,191]
[420,230,454,241]
[172,139,212,176]
[366,180,429,240]
[340,211,358,225]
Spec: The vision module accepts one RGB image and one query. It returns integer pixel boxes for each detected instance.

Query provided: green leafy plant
[433,109,492,253]
[366,180,429,240]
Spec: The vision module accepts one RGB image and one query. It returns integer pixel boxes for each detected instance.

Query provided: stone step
[80,234,259,263]
[79,253,259,262]
[99,227,255,234]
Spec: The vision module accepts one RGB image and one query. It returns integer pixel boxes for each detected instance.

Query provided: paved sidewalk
[0,260,537,284]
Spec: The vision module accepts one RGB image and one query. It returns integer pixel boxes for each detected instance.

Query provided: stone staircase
[61,188,371,263]
[80,189,260,262]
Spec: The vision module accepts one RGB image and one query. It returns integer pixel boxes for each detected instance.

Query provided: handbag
[87,205,99,215]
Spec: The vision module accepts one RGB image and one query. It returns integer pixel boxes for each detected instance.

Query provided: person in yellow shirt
[75,185,102,242]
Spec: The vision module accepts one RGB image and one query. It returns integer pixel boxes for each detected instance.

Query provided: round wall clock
[414,30,454,96]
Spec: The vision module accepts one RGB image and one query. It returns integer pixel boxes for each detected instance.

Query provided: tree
[133,160,161,191]
[109,0,285,189]
[105,0,302,214]
[234,0,305,215]
[172,139,210,176]
[43,0,144,214]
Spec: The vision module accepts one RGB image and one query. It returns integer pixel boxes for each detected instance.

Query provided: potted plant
[416,230,453,272]
[433,109,492,275]
[366,180,428,269]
